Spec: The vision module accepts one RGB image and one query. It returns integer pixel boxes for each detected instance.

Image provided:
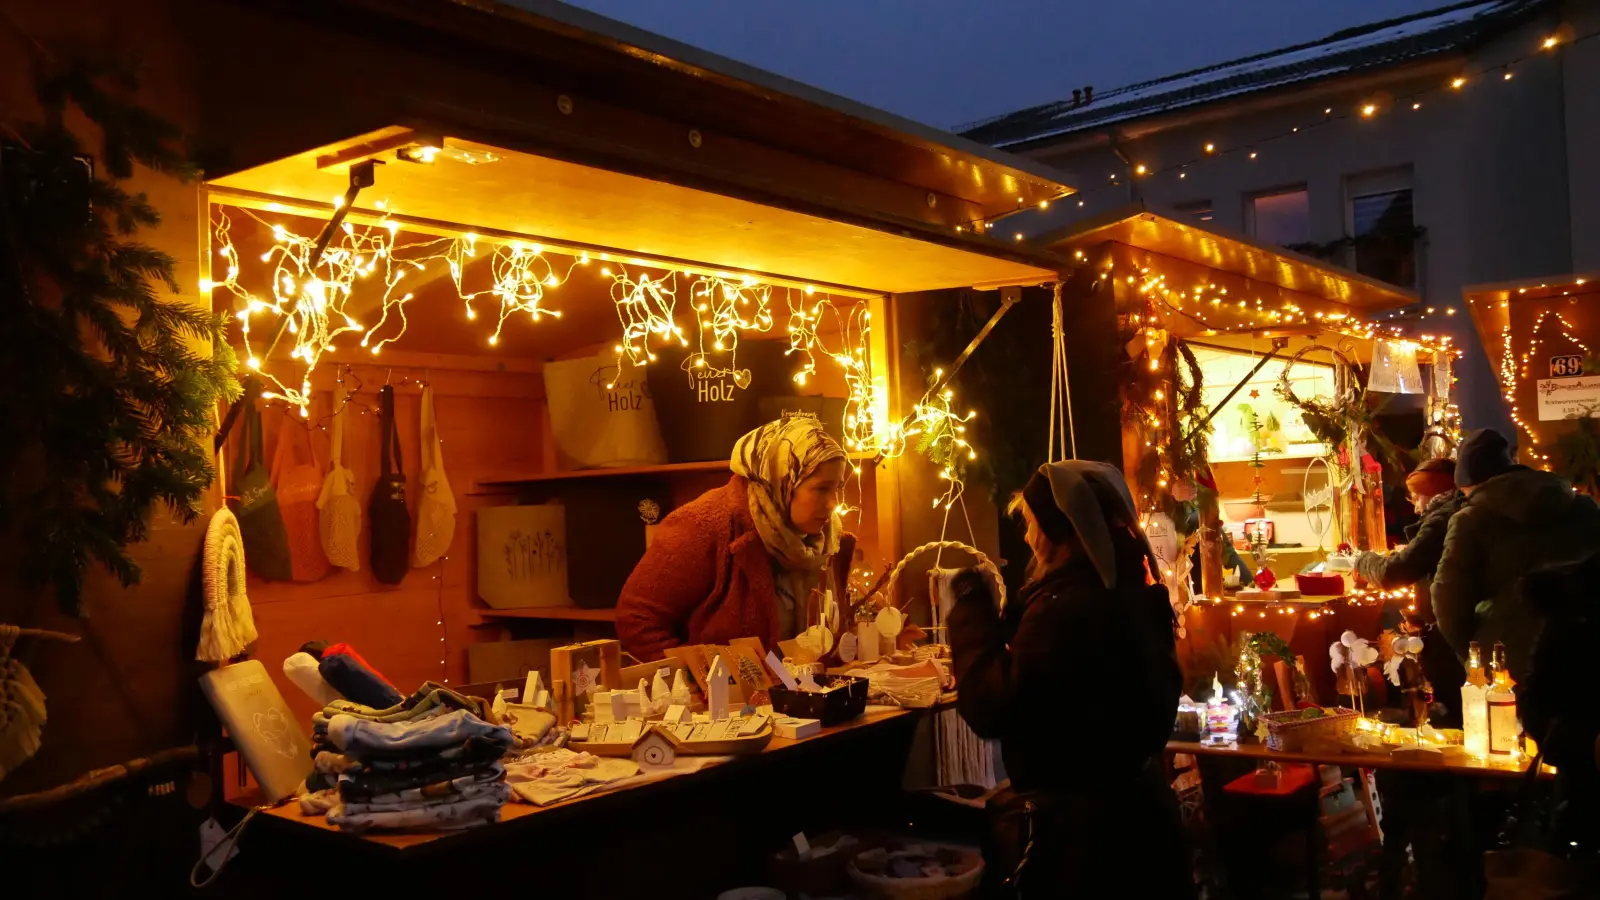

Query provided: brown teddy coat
[616,476,789,660]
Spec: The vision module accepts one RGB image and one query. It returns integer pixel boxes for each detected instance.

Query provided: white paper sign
[1144,512,1179,575]
[1537,376,1600,420]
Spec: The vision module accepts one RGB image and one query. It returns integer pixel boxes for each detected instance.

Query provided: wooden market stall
[1464,270,1600,491]
[1039,206,1459,704]
[2,2,1090,888]
[178,1,1082,733]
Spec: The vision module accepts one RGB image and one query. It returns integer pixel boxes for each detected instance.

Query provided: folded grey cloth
[326,709,512,756]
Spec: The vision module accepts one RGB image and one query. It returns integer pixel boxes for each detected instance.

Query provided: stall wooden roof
[209,128,1063,296]
[199,0,1075,294]
[1037,205,1419,314]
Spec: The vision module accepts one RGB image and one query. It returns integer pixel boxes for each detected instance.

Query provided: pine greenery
[0,52,239,615]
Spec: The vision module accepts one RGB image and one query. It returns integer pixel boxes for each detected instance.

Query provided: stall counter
[245,704,935,852]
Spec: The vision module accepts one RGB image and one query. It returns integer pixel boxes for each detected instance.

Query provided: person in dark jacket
[950,461,1191,898]
[1355,456,1465,725]
[1431,428,1600,682]
[1519,553,1600,854]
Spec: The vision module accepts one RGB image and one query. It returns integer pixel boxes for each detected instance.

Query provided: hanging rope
[1048,282,1078,461]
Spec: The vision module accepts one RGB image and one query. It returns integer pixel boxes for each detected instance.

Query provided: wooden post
[1199,490,1225,598]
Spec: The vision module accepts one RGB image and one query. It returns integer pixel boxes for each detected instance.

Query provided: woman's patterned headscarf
[730,417,844,573]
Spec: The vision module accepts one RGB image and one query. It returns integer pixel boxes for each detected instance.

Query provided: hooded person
[1431,428,1600,682]
[1355,456,1466,723]
[615,416,848,660]
[948,461,1191,898]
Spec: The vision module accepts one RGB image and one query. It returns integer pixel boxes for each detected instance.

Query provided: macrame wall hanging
[0,626,55,783]
[197,508,257,663]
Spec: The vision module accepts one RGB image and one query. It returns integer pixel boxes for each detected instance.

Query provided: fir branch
[1,47,234,614]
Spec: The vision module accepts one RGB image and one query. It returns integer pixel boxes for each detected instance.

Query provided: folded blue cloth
[326,709,513,756]
[319,653,404,709]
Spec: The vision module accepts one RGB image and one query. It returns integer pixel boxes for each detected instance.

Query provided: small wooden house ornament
[631,729,676,767]
[706,655,730,721]
[650,669,671,716]
[669,668,691,706]
[523,670,551,710]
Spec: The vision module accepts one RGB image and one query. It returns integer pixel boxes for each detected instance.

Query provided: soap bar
[773,717,821,739]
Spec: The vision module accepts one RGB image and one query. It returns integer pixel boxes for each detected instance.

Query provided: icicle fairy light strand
[1497,307,1591,466]
[209,207,911,471]
[208,207,580,407]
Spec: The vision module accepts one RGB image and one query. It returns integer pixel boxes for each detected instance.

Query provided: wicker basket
[1263,707,1360,752]
[847,842,984,900]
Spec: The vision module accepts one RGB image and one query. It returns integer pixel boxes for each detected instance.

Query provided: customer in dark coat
[950,461,1191,898]
[1355,457,1465,724]
[1432,428,1600,682]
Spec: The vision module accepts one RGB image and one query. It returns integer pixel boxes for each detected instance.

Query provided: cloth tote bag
[368,384,411,585]
[543,351,668,469]
[271,418,331,582]
[413,383,457,568]
[228,400,292,581]
[316,400,362,571]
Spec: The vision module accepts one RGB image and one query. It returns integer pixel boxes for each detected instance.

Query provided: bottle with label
[1460,641,1490,759]
[1487,641,1520,759]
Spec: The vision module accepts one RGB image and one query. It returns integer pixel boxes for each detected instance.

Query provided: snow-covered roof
[959,0,1546,149]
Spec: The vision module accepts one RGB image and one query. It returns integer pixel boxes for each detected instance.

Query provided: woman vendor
[616,416,848,660]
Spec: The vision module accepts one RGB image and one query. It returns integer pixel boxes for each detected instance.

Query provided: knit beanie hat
[1455,428,1515,487]
[1405,457,1457,499]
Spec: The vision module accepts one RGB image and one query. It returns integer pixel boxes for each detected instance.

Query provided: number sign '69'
[1551,355,1584,377]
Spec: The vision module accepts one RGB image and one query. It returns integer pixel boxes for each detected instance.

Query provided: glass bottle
[1487,641,1519,759]
[1461,641,1490,759]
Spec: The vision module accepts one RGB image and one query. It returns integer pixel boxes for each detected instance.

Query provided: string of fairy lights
[954,26,1594,238]
[1491,299,1594,466]
[206,204,983,501]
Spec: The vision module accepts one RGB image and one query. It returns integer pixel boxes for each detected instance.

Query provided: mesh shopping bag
[413,383,456,568]
[317,400,362,571]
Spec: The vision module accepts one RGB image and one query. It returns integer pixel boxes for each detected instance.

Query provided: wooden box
[770,674,869,726]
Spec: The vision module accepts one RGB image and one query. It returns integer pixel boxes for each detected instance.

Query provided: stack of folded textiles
[299,682,514,832]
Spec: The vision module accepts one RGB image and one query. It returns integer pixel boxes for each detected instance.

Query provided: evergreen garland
[0,49,238,614]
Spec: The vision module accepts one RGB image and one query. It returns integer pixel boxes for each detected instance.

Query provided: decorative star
[1248,389,1260,399]
[572,662,599,696]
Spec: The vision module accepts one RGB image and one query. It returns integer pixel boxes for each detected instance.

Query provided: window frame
[1244,184,1311,247]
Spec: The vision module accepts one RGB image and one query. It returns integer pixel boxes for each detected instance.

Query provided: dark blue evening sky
[556,0,1452,130]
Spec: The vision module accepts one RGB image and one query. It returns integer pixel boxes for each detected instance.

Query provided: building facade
[963,0,1600,433]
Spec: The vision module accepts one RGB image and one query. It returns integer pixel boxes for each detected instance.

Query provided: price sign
[1550,355,1584,377]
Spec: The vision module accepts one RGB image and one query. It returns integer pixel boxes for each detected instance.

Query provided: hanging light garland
[1490,304,1593,467]
[208,207,582,408]
[956,29,1588,237]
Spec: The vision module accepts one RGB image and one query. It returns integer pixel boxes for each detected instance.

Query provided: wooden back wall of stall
[216,207,885,727]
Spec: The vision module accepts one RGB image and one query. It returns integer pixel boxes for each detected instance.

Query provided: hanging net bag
[317,397,362,571]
